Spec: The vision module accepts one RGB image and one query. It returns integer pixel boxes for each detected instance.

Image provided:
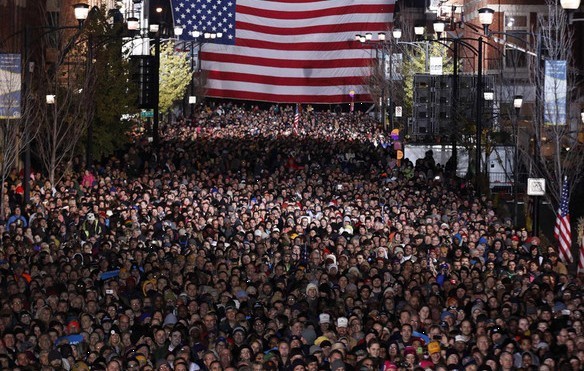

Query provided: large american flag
[171,0,395,103]
[554,179,573,264]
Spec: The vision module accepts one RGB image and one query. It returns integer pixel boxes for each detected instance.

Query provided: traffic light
[131,55,157,109]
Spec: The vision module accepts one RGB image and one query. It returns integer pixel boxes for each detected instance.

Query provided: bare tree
[523,1,584,209]
[32,30,96,185]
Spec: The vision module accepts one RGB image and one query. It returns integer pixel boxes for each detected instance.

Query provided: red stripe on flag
[234,39,375,51]
[206,71,367,87]
[554,216,573,264]
[236,4,395,20]
[205,88,371,104]
[202,52,372,68]
[236,21,391,36]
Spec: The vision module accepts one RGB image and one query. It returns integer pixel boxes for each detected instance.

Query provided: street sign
[429,57,443,76]
[527,178,546,196]
[395,106,402,117]
[141,109,154,118]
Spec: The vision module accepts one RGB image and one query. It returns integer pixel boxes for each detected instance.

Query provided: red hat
[419,360,434,369]
[404,346,416,356]
[511,236,520,241]
[67,320,80,330]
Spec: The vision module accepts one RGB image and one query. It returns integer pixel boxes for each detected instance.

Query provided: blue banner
[0,54,22,119]
[544,60,567,126]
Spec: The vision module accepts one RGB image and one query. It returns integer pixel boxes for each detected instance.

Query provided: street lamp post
[513,95,523,226]
[149,6,163,147]
[152,27,161,146]
[475,36,484,191]
[379,31,392,128]
[85,32,94,170]
[413,26,430,73]
[482,89,494,183]
[474,8,495,195]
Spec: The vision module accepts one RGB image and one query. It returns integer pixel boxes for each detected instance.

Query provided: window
[45,11,60,48]
[504,15,529,70]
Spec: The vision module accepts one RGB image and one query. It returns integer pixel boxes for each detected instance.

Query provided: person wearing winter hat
[306,283,319,298]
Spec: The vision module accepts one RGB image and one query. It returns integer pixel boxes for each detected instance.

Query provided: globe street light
[560,0,581,10]
[127,17,140,31]
[433,21,445,39]
[392,28,402,40]
[73,3,91,24]
[478,8,495,35]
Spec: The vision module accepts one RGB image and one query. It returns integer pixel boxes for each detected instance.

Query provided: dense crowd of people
[0,103,582,371]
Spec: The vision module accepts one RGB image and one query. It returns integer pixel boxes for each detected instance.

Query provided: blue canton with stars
[171,0,236,44]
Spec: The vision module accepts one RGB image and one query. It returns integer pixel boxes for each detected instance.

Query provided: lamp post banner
[0,54,22,119]
[387,53,402,81]
[544,60,567,126]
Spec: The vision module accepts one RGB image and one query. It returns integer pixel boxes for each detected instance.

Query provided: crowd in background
[0,103,582,371]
